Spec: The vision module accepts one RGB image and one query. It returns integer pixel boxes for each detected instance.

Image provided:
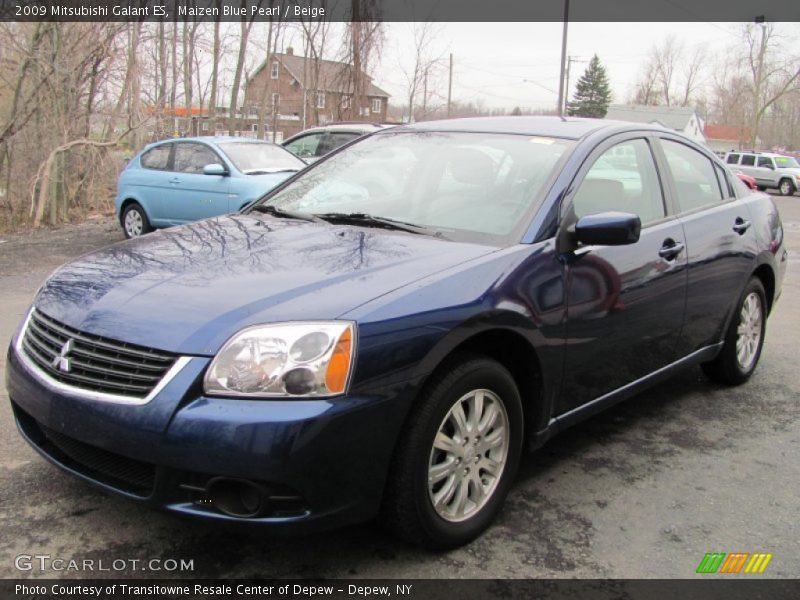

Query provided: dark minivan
[7,117,786,548]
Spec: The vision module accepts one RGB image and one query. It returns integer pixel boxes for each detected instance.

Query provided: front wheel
[778,178,795,196]
[383,356,524,549]
[702,277,767,385]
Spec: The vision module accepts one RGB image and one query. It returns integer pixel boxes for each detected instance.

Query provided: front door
[163,142,231,223]
[557,136,688,414]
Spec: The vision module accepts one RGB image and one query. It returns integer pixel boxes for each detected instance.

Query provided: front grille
[13,403,155,496]
[22,310,176,399]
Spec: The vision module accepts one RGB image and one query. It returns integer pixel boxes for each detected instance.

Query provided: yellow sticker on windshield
[529,137,556,145]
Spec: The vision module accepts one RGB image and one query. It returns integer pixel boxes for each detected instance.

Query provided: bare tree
[256,15,283,141]
[228,1,259,135]
[743,23,800,147]
[631,36,707,108]
[208,10,222,132]
[399,22,444,123]
[679,44,707,107]
[341,1,384,120]
[632,59,660,106]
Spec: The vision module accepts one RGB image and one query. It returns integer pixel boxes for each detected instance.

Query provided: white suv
[724,151,800,196]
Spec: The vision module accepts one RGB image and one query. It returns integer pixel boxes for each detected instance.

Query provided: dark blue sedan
[6,117,787,548]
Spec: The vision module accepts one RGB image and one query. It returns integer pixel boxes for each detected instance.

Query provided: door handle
[168,177,181,184]
[733,217,752,235]
[658,239,685,260]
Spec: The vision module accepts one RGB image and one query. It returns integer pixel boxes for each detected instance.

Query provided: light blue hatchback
[115,137,306,238]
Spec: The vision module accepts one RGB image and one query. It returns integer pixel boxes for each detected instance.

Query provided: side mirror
[574,212,641,246]
[203,163,228,176]
[764,164,774,170]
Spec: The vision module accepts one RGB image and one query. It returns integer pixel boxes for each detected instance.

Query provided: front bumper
[6,344,415,534]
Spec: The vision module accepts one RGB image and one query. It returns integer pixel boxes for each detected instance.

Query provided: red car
[734,170,757,190]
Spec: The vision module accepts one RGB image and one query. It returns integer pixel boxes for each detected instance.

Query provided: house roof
[705,123,751,141]
[605,105,697,130]
[147,106,209,117]
[251,52,390,98]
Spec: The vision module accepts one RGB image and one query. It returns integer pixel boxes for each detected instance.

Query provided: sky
[352,22,798,112]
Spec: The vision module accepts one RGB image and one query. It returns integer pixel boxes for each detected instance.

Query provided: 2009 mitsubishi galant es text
[6,117,787,549]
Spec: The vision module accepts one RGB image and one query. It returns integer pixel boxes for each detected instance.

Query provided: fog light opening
[206,478,267,518]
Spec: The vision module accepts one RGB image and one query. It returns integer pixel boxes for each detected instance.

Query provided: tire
[778,178,795,196]
[702,277,767,385]
[383,355,524,549]
[121,202,152,238]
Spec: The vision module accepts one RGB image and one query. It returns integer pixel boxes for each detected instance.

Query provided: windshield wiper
[250,204,323,223]
[244,168,300,175]
[314,212,440,237]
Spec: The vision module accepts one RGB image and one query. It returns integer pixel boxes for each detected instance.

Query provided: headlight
[204,322,355,398]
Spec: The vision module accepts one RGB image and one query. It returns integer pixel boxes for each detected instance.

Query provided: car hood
[34,215,497,355]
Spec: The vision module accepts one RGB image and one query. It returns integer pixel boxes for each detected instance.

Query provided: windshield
[218,142,305,173]
[250,131,573,245]
[774,156,799,169]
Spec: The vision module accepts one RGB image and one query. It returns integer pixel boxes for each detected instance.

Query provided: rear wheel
[778,178,795,196]
[702,277,767,385]
[383,356,524,549]
[121,202,152,238]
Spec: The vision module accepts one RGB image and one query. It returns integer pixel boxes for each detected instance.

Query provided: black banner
[3,0,800,23]
[4,579,800,600]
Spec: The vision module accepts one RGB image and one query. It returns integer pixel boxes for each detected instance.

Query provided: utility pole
[556,0,570,117]
[564,55,585,116]
[447,53,453,118]
[751,15,767,149]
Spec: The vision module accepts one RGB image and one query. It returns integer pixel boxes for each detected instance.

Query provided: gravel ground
[0,197,798,579]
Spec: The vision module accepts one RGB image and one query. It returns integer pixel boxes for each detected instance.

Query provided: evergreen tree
[567,55,612,118]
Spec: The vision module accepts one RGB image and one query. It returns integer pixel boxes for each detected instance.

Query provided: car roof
[727,150,789,158]
[391,116,668,140]
[148,136,278,147]
[286,123,386,137]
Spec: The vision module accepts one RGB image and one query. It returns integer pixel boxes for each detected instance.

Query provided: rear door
[754,155,778,187]
[557,135,688,413]
[131,143,173,224]
[163,142,231,223]
[655,136,759,356]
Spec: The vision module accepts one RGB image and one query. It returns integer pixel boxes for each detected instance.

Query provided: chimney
[286,46,294,56]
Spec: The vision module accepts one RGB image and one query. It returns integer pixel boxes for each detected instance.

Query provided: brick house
[241,47,390,141]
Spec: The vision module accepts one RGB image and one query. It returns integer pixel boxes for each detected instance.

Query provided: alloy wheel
[124,209,143,237]
[427,388,509,523]
[736,291,763,371]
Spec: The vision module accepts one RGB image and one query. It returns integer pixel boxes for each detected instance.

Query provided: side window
[714,163,735,199]
[726,153,740,165]
[140,145,171,170]
[284,133,322,158]
[740,154,756,166]
[173,143,220,174]
[572,139,665,225]
[757,156,773,168]
[662,140,725,213]
[316,132,360,156]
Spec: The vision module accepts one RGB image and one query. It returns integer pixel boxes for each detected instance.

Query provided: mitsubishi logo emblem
[52,339,75,373]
